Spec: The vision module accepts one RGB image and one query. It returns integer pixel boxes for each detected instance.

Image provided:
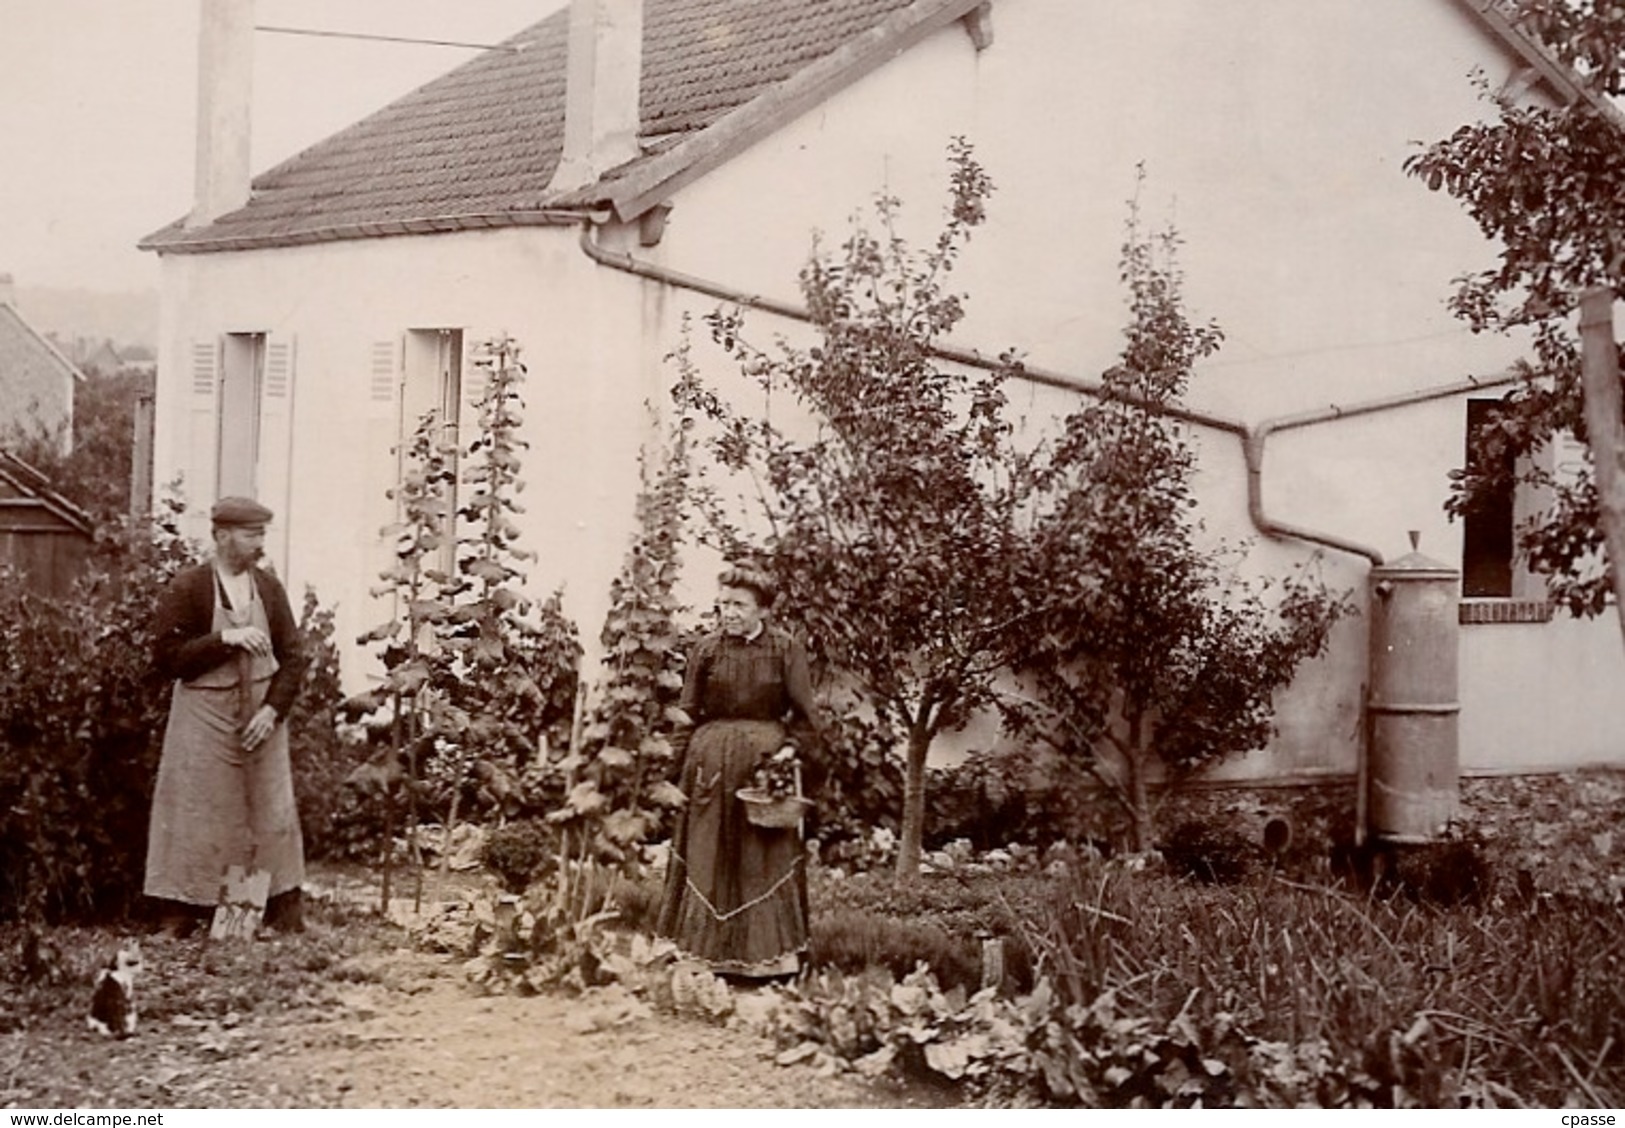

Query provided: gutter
[580,223,1521,566]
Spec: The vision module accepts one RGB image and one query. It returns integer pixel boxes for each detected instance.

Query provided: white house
[141,0,1624,782]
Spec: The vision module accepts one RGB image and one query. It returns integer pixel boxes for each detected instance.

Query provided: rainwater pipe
[578,221,1523,836]
[581,222,1518,561]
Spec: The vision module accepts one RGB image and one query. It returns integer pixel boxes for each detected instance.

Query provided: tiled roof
[141,0,1575,255]
[141,0,927,253]
[0,450,94,534]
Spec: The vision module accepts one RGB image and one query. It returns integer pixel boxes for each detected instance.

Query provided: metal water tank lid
[1371,531,1458,582]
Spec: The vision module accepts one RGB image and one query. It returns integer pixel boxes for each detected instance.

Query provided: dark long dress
[656,625,821,976]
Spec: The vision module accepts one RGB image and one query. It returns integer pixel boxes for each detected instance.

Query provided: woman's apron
[144,575,305,905]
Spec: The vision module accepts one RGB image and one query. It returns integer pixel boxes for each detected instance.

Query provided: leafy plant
[353,406,461,902]
[288,586,369,860]
[772,833,1623,1106]
[750,746,802,800]
[808,696,905,864]
[0,496,199,922]
[481,818,554,894]
[352,335,582,907]
[426,334,569,863]
[561,336,700,875]
[1405,2,1625,618]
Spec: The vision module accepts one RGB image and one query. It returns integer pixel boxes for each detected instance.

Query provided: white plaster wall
[154,226,658,689]
[652,0,1530,418]
[1461,615,1625,772]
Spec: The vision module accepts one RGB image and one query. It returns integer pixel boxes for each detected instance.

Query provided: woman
[657,566,822,977]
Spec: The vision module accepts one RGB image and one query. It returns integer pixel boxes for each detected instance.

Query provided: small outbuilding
[0,451,94,598]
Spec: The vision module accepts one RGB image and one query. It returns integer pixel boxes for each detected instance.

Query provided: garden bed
[3,770,1620,1108]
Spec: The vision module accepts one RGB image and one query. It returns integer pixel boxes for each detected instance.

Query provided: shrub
[0,503,349,921]
[809,869,1040,994]
[810,908,982,994]
[811,706,906,864]
[287,588,369,860]
[926,747,1124,852]
[482,819,554,894]
[1159,819,1263,885]
[0,506,197,923]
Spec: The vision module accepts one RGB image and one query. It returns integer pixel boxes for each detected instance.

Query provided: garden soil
[0,930,943,1109]
[3,768,1619,1109]
[1,857,950,1113]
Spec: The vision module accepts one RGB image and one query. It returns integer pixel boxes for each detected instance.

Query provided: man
[145,497,307,936]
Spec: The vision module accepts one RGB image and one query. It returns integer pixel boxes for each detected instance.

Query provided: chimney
[188,0,254,228]
[548,0,644,194]
[0,273,14,309]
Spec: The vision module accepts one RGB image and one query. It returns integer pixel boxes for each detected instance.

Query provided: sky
[0,1,564,293]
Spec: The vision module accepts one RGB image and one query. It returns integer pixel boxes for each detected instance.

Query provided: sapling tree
[1007,205,1351,851]
[1405,1,1625,622]
[681,140,1039,879]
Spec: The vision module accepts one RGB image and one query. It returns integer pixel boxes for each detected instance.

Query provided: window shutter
[366,338,404,544]
[362,338,404,634]
[260,337,296,577]
[462,331,490,412]
[187,339,220,542]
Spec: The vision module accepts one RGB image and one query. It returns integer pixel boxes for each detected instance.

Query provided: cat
[86,942,143,1038]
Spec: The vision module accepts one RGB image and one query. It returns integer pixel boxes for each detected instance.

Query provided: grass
[794,788,1623,1107]
[1013,856,1625,1106]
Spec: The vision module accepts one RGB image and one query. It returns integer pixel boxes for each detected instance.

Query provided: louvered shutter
[362,338,404,631]
[1552,431,1589,491]
[366,338,404,544]
[187,339,221,543]
[259,337,296,577]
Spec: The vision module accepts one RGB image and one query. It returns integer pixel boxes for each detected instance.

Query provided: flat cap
[211,496,274,527]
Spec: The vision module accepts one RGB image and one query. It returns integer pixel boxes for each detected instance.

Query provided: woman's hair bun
[718,564,776,607]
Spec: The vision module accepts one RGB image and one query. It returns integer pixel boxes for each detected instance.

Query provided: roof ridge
[0,304,87,384]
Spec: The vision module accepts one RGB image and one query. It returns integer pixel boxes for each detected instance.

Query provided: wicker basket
[737,788,813,829]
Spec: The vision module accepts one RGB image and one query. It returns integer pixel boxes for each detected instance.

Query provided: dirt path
[232,948,924,1109]
[2,924,937,1110]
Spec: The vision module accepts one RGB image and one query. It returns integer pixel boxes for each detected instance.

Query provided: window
[402,329,464,573]
[1461,399,1515,598]
[216,333,264,499]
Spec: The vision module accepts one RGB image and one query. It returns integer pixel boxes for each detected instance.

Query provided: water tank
[1366,536,1460,842]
